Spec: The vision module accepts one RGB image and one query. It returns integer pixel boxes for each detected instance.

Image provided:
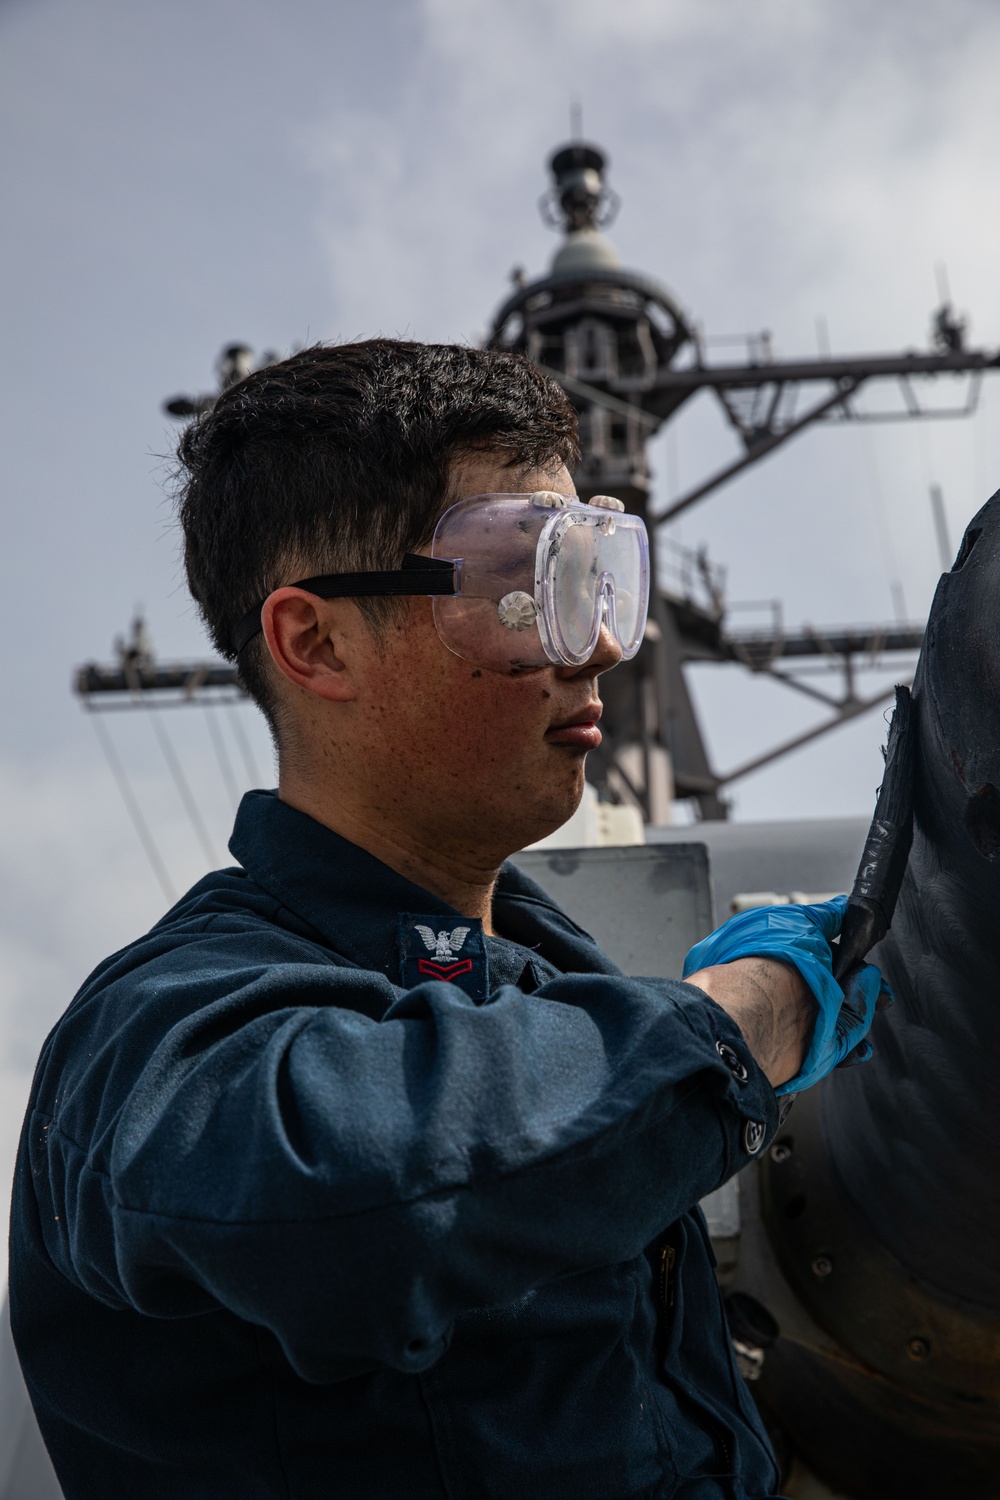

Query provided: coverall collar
[227,789,605,986]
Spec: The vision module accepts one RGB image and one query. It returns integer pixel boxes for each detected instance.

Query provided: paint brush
[833,685,916,985]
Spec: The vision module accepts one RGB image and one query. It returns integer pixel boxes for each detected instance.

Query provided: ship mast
[79,140,999,829]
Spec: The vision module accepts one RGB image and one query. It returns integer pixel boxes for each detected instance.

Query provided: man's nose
[556,623,623,678]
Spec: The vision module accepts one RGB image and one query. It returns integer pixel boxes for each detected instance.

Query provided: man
[9,341,879,1498]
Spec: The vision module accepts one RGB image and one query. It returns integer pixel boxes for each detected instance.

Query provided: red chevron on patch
[417,958,474,982]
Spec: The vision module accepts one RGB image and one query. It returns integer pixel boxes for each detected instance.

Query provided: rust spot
[950,747,966,784]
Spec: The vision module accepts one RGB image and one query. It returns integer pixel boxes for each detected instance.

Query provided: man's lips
[545,704,603,750]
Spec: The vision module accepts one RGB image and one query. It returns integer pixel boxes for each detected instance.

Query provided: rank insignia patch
[399,915,487,1001]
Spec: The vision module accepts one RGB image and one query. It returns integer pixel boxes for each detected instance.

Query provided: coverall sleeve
[27,927,777,1383]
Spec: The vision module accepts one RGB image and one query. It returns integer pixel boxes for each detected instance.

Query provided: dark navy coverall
[9,790,783,1499]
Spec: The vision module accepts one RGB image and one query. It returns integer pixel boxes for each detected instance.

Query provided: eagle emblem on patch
[413,925,471,961]
[399,914,486,999]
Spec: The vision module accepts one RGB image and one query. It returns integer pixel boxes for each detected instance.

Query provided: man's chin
[516,771,587,847]
[445,759,587,859]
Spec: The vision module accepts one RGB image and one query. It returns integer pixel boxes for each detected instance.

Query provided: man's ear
[261,589,359,703]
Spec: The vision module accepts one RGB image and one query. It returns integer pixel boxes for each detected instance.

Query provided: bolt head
[770,1142,793,1163]
[907,1337,930,1362]
[810,1255,834,1278]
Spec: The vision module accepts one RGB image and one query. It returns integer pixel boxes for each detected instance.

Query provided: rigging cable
[203,702,241,816]
[89,711,177,905]
[147,707,222,868]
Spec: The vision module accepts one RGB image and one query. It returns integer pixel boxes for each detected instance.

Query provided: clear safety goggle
[430,491,649,670]
[232,491,650,672]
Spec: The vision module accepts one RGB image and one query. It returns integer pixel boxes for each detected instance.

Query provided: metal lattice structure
[483,141,998,818]
[80,139,999,824]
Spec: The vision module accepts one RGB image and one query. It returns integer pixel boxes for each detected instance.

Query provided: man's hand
[684,957,815,1089]
[680,897,888,1096]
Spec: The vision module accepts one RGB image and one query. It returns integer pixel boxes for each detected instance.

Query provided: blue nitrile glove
[682,896,888,1096]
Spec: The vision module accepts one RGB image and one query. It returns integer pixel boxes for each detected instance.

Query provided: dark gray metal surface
[770,494,1000,1498]
[511,842,715,978]
[647,818,867,918]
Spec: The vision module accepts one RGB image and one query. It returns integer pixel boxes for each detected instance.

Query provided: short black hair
[175,339,579,729]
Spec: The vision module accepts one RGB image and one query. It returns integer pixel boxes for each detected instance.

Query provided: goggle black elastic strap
[231,554,457,655]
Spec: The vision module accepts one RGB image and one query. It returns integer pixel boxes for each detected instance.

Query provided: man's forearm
[685,957,816,1088]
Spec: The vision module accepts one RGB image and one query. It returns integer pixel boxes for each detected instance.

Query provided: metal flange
[761,1082,1000,1414]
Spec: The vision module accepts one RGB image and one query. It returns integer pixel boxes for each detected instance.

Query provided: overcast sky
[2,0,1000,1188]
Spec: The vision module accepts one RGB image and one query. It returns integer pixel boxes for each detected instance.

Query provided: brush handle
[833,687,915,988]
